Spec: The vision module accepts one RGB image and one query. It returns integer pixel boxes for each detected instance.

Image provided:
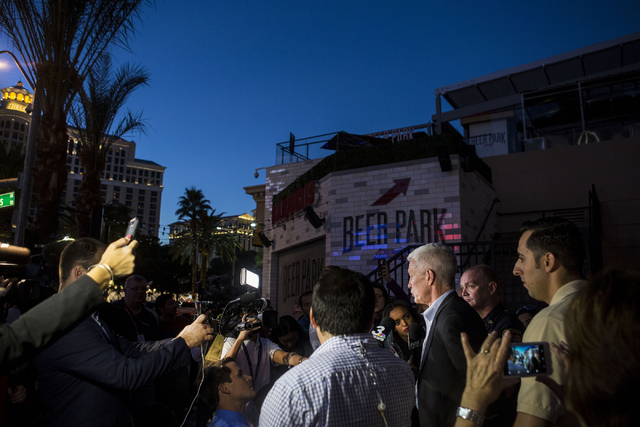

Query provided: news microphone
[408,322,425,351]
[372,317,396,348]
[0,243,31,266]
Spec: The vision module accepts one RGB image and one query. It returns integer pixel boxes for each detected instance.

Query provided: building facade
[250,32,640,315]
[0,82,165,238]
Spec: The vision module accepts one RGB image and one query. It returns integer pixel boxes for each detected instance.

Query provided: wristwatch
[456,407,485,425]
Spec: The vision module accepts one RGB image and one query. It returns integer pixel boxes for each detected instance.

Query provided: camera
[235,310,279,331]
[1,244,58,320]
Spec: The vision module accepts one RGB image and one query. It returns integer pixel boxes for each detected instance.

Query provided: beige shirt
[517,280,587,423]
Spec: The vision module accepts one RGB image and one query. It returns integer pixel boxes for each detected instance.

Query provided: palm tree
[170,210,241,296]
[0,0,148,244]
[197,211,241,285]
[69,53,149,237]
[173,187,212,294]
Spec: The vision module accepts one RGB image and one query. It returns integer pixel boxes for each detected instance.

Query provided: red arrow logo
[371,178,411,206]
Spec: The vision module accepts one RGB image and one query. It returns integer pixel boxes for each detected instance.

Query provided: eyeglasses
[516,305,535,316]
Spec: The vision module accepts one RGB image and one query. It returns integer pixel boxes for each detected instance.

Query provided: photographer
[0,237,136,374]
[221,312,308,425]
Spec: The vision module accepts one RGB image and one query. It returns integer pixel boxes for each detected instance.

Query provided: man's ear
[73,265,86,280]
[310,307,318,329]
[219,384,230,395]
[426,269,436,286]
[488,282,498,295]
[542,252,559,273]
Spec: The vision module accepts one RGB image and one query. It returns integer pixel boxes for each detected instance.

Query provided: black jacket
[0,275,104,374]
[417,292,486,427]
[35,311,191,426]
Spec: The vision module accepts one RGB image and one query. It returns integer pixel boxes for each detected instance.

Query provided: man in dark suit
[407,243,488,427]
[34,238,214,427]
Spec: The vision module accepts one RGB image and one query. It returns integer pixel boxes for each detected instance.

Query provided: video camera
[1,243,58,318]
[200,292,278,337]
[195,268,278,337]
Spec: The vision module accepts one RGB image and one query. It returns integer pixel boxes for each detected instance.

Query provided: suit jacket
[417,292,486,427]
[0,275,104,374]
[34,311,191,427]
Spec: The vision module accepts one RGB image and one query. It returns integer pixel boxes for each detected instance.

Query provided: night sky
[1,1,638,244]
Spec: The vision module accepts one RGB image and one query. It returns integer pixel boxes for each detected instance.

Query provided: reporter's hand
[237,314,261,342]
[99,237,139,278]
[8,385,27,404]
[459,331,519,413]
[177,314,214,349]
[378,264,392,282]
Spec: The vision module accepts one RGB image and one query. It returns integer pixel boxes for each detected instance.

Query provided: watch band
[456,406,485,425]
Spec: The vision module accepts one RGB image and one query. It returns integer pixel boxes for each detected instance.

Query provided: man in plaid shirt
[260,267,414,427]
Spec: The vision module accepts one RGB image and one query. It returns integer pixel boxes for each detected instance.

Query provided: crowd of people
[1,216,638,427]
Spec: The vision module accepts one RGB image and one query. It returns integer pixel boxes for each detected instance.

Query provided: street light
[0,50,41,248]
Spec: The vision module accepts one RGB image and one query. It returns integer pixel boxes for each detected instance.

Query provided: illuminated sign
[272,180,317,224]
[343,208,449,252]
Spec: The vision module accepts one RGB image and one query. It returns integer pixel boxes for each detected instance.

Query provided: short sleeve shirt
[517,280,587,423]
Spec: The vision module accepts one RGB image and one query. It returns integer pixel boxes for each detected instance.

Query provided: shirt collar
[549,279,588,306]
[314,333,377,356]
[484,302,507,323]
[214,409,248,424]
[423,289,455,324]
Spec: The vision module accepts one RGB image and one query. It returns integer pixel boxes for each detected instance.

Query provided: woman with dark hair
[372,282,390,327]
[269,315,313,359]
[382,300,423,377]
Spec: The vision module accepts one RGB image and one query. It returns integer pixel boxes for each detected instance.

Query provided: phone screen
[503,342,552,377]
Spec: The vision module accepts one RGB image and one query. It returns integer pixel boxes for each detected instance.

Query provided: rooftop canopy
[433,32,640,125]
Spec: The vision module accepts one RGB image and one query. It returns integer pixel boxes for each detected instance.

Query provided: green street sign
[0,192,15,209]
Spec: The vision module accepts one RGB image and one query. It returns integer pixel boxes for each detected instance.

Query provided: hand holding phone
[503,342,553,378]
[125,217,139,242]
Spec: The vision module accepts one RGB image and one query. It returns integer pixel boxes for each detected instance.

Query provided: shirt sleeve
[385,279,412,304]
[259,377,306,426]
[263,338,283,363]
[44,322,191,390]
[222,337,235,358]
[516,313,567,422]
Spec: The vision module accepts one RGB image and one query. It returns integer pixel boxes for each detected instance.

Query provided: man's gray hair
[407,243,458,287]
[125,275,147,288]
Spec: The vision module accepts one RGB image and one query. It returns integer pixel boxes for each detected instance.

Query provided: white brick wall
[262,154,496,311]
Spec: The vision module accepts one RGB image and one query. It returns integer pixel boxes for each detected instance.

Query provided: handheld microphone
[372,317,396,348]
[408,322,425,351]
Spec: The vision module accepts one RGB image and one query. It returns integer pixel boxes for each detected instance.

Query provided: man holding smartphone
[34,237,214,427]
[512,218,586,427]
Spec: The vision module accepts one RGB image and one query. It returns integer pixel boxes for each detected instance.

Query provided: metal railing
[366,239,545,311]
[275,123,436,165]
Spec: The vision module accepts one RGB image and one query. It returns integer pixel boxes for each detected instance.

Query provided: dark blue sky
[1,1,638,243]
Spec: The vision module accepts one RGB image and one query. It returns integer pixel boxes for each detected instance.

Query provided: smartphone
[503,342,553,378]
[125,217,139,242]
[377,259,387,275]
